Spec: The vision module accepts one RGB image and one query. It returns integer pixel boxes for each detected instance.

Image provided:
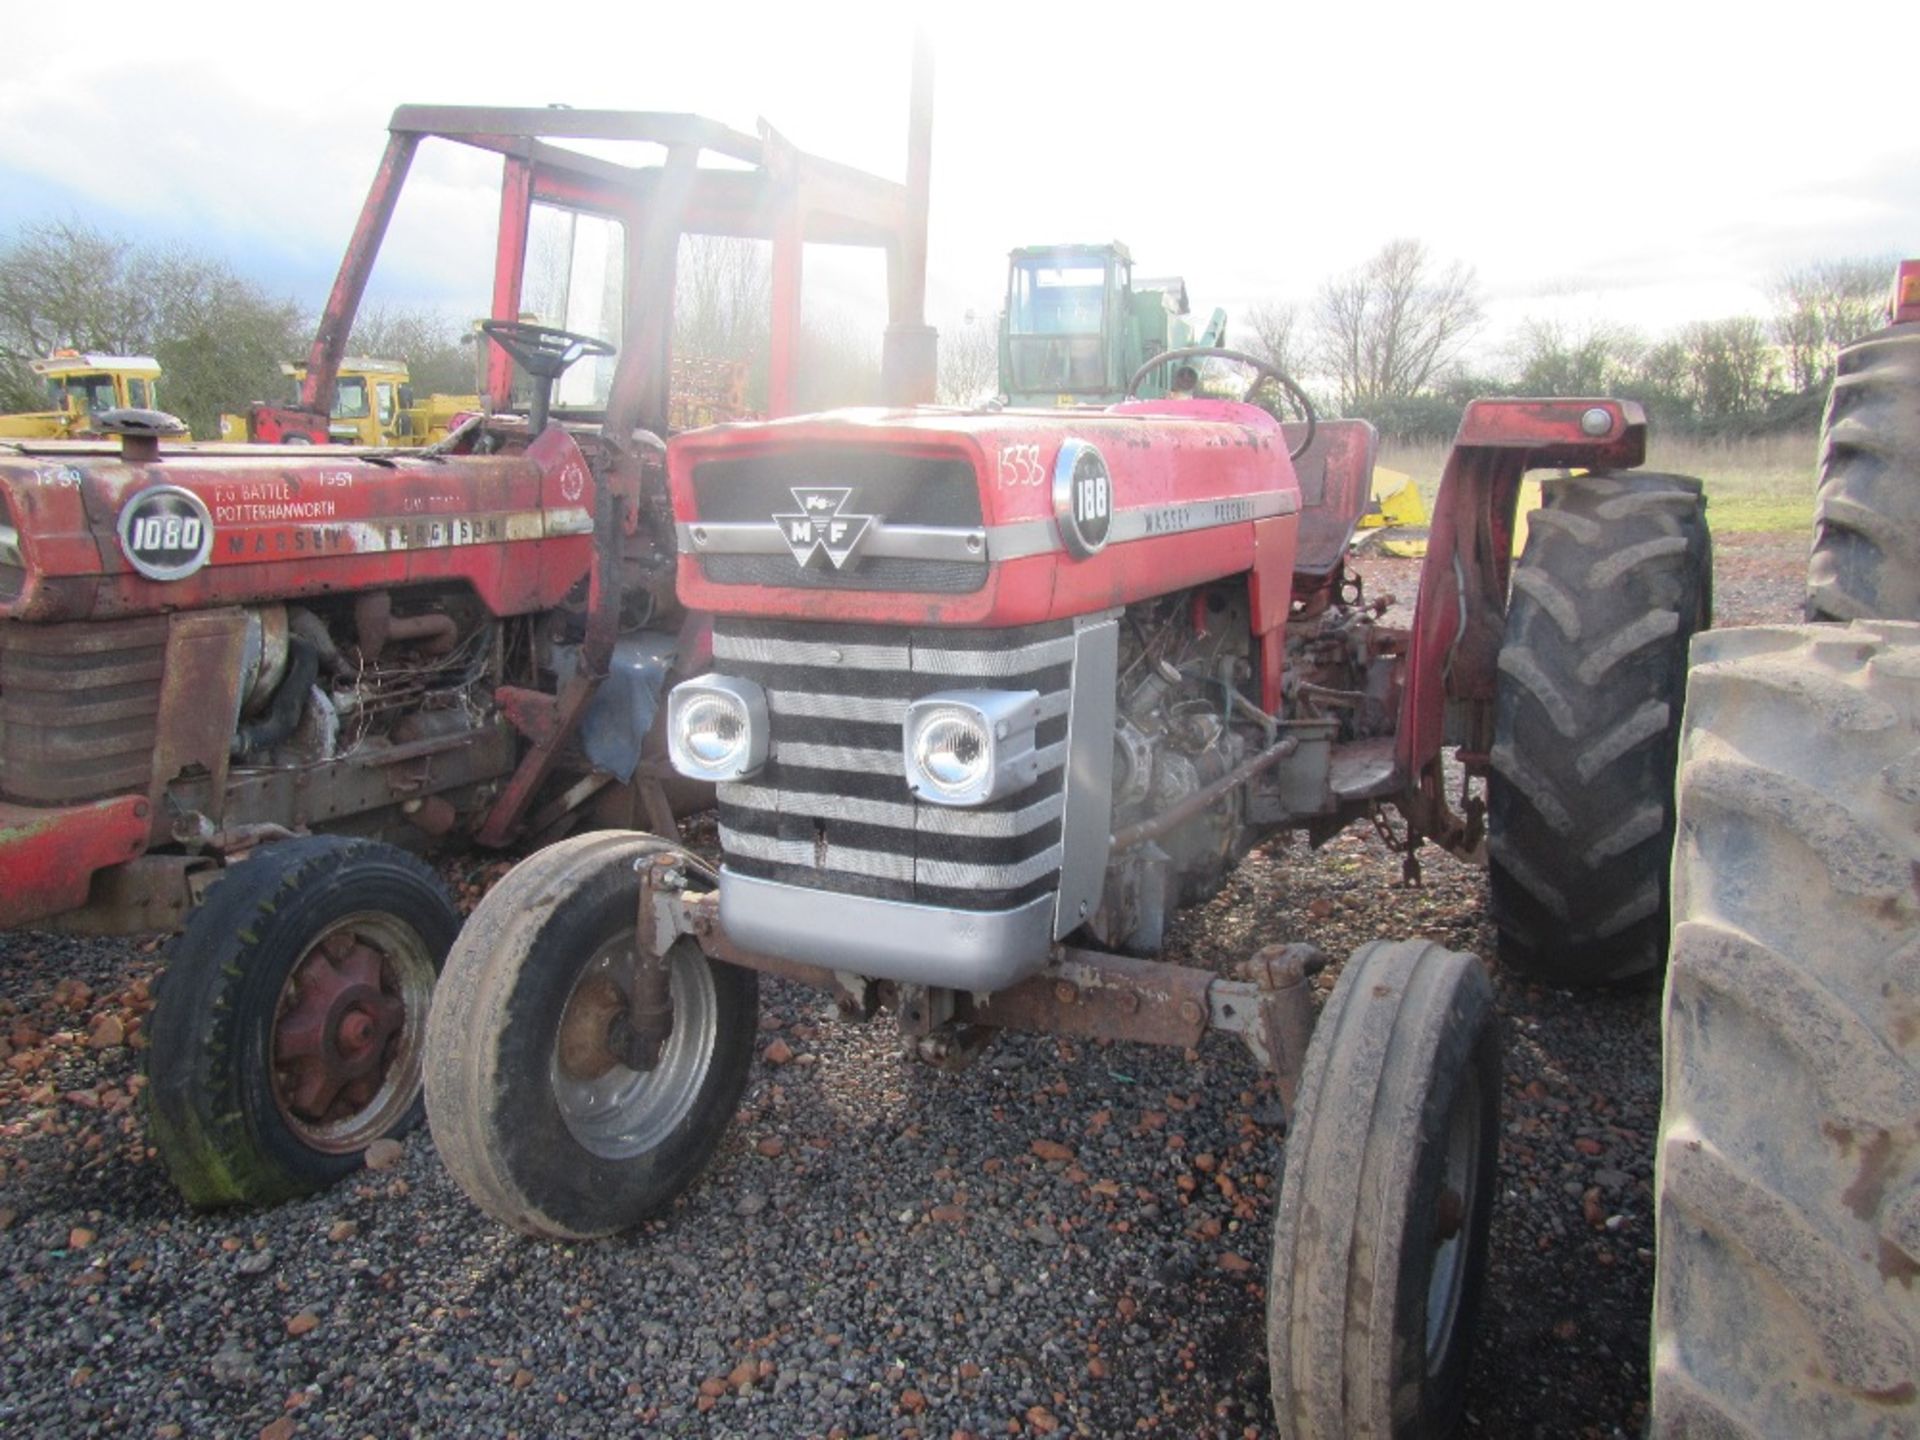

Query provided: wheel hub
[274,930,407,1122]
[556,971,627,1083]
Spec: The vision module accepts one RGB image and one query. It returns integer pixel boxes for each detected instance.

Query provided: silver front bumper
[718,868,1054,992]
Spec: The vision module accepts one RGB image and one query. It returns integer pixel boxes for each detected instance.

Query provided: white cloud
[3,0,1914,355]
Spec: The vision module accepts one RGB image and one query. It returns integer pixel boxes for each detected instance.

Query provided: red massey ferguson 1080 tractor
[424,340,1713,1427]
[0,102,936,1206]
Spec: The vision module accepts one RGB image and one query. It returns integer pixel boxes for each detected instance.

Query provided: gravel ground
[0,534,1805,1440]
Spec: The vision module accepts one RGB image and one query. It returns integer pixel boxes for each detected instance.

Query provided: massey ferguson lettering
[774,487,874,569]
[1140,496,1256,536]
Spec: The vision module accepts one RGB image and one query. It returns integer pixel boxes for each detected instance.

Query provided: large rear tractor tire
[1267,940,1501,1439]
[145,836,456,1207]
[1807,323,1920,622]
[424,831,758,1240]
[1651,622,1920,1436]
[1489,470,1712,986]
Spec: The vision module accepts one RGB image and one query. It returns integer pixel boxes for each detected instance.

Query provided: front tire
[1651,622,1920,1436]
[424,831,758,1239]
[1489,470,1711,985]
[145,836,456,1207]
[1267,940,1500,1439]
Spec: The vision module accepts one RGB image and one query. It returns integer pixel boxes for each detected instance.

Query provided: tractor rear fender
[1395,398,1649,804]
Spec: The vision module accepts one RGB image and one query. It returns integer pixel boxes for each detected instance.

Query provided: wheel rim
[550,939,717,1160]
[270,912,437,1155]
[1425,1067,1485,1374]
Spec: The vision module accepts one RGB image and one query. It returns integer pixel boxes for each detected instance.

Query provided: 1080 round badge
[117,485,215,581]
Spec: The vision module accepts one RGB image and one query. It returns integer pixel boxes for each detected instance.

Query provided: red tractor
[424,344,1711,1434]
[0,100,934,1206]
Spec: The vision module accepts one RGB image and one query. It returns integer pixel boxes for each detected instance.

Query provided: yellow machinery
[1353,466,1433,558]
[0,351,174,439]
[1352,468,1543,560]
[221,358,479,446]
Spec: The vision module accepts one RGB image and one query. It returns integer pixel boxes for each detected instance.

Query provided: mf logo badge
[117,484,214,582]
[773,487,874,569]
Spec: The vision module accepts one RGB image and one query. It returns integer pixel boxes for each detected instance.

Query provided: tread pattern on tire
[144,835,456,1207]
[1267,939,1499,1438]
[425,830,665,1237]
[1488,470,1711,985]
[1651,621,1920,1437]
[1808,325,1920,622]
[425,830,754,1241]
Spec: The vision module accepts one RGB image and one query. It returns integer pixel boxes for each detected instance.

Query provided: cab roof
[30,352,162,378]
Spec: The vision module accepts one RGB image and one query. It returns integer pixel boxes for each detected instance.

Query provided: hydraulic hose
[231,636,319,757]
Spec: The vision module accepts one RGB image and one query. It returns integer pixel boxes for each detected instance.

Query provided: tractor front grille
[713,617,1073,912]
[690,446,989,594]
[0,617,167,805]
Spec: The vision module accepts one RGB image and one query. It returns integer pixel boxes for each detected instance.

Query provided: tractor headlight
[667,675,768,781]
[904,690,1041,807]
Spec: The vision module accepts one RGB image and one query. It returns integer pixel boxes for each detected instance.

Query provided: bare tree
[1674,316,1778,421]
[1313,238,1482,409]
[350,305,477,395]
[1770,256,1897,392]
[796,314,882,411]
[1242,300,1305,378]
[674,236,772,362]
[1507,317,1644,396]
[0,218,305,436]
[937,310,999,404]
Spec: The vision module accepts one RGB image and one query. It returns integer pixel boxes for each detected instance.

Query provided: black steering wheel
[1126,345,1318,462]
[480,320,616,435]
[480,319,615,378]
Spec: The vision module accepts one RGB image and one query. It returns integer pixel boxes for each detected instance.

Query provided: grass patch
[1375,432,1816,537]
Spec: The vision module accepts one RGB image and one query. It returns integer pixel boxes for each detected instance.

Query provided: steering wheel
[480,320,616,435]
[480,319,615,379]
[1126,345,1318,462]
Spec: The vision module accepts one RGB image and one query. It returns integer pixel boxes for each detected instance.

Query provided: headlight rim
[666,674,769,782]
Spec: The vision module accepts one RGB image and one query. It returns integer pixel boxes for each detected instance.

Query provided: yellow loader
[0,351,182,439]
[221,357,479,446]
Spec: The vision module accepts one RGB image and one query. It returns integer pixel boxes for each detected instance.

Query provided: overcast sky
[4,1,1915,370]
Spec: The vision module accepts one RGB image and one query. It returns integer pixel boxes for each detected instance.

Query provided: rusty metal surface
[169,722,516,835]
[1227,944,1323,1108]
[44,853,215,936]
[148,609,250,839]
[1288,420,1379,579]
[299,134,421,419]
[473,430,618,848]
[958,947,1216,1050]
[0,794,151,928]
[0,446,592,625]
[0,614,168,804]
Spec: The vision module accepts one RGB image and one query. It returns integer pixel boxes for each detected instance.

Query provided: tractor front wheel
[424,831,758,1239]
[145,836,456,1206]
[1488,470,1711,985]
[1267,939,1500,1439]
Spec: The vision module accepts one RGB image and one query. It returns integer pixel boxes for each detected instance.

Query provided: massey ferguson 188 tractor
[426,336,1712,1436]
[0,102,933,1207]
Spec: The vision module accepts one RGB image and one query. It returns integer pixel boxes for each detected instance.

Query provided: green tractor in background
[998,241,1226,406]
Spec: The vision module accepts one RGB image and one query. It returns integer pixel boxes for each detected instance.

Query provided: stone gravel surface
[0,536,1804,1439]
